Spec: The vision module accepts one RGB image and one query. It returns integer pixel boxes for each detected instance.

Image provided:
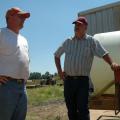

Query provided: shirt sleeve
[91,38,109,58]
[54,40,66,58]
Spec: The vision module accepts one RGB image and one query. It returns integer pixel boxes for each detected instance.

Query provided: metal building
[78,1,120,35]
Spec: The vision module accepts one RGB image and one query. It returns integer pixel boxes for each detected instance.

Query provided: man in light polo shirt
[0,7,30,120]
[54,17,120,120]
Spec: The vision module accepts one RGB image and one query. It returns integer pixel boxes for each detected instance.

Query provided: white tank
[91,31,120,95]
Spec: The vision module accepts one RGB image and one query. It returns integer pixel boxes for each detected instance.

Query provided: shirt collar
[72,34,88,41]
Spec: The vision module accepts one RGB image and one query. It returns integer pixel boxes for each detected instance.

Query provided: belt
[0,76,24,84]
[66,76,88,80]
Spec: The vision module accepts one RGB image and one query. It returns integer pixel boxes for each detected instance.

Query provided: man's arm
[54,56,65,80]
[103,54,120,71]
[91,38,120,71]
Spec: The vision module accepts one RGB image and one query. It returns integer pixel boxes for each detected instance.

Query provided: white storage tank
[91,31,120,95]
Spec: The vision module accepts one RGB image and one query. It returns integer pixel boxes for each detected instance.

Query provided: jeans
[64,76,90,120]
[0,79,27,120]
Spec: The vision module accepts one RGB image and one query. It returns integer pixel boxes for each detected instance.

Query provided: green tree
[29,72,41,80]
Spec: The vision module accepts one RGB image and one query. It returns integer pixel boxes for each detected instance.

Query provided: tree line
[29,71,58,80]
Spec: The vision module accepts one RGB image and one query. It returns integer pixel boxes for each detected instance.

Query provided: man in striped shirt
[54,16,120,120]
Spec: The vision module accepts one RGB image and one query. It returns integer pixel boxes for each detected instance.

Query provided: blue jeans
[0,80,27,120]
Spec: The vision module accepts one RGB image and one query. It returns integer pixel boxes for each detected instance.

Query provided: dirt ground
[27,101,68,120]
[27,101,120,120]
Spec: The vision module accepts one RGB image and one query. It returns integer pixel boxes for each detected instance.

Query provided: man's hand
[0,76,8,84]
[59,71,66,80]
[103,54,120,71]
[111,62,120,71]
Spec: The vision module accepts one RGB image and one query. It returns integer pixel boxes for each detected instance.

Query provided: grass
[26,85,65,120]
[27,85,64,106]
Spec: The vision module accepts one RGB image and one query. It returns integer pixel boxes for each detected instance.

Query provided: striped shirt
[54,34,109,76]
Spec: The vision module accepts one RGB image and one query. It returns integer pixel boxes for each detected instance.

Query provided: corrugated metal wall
[78,2,120,35]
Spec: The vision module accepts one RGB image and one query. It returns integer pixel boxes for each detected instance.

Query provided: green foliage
[28,72,62,86]
[29,71,54,80]
[29,72,41,80]
[53,74,63,85]
[27,85,64,106]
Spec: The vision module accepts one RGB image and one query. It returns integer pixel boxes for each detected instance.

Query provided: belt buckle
[73,76,78,79]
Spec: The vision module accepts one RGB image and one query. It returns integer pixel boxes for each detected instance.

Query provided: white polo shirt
[0,28,30,80]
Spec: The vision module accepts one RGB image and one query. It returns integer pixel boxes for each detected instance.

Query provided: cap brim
[72,21,83,24]
[17,12,30,18]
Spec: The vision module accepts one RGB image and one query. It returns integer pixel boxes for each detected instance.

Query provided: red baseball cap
[72,16,88,25]
[6,7,30,19]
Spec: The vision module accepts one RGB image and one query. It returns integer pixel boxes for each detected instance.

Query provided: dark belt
[0,76,24,84]
[66,75,88,80]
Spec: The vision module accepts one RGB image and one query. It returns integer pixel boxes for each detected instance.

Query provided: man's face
[8,14,26,29]
[74,22,87,36]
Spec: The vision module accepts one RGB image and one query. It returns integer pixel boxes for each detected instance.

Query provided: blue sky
[0,0,120,74]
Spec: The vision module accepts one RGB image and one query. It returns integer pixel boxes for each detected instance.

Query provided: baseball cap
[6,7,30,19]
[72,16,88,25]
